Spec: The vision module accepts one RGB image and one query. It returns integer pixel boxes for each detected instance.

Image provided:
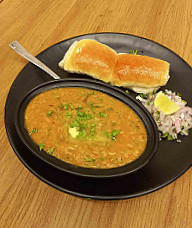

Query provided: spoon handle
[9,41,60,80]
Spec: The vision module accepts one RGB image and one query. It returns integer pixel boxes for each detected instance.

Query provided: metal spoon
[9,41,61,80]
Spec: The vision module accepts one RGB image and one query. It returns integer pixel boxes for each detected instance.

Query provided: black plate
[15,79,159,178]
[5,33,192,200]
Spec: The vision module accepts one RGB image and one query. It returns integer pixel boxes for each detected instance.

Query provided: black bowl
[15,78,159,178]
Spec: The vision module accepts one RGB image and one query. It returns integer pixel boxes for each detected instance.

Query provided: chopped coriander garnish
[80,123,87,130]
[100,157,104,161]
[77,129,87,138]
[47,110,53,117]
[112,123,116,126]
[47,147,55,155]
[69,120,80,128]
[111,129,119,136]
[89,102,101,110]
[125,90,129,94]
[149,92,153,96]
[103,129,119,140]
[107,108,113,111]
[162,132,168,138]
[84,157,95,162]
[39,143,45,151]
[156,111,160,120]
[76,112,94,121]
[146,101,150,105]
[111,129,120,140]
[168,135,174,140]
[59,104,69,110]
[177,92,181,97]
[89,124,95,138]
[75,94,82,100]
[29,128,37,135]
[89,102,94,110]
[98,112,107,118]
[139,93,145,98]
[129,49,139,54]
[77,105,83,111]
[69,104,74,109]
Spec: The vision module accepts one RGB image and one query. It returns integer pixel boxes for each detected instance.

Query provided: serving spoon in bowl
[9,41,61,80]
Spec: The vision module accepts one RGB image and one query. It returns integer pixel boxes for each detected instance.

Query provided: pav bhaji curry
[25,88,147,169]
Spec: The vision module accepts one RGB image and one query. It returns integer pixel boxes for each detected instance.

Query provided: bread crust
[59,39,170,92]
[60,39,117,83]
[113,53,170,88]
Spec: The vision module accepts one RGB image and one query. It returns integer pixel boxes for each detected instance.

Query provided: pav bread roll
[59,39,170,93]
[59,39,117,83]
[113,53,170,93]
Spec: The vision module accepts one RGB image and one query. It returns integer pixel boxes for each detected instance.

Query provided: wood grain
[0,0,192,227]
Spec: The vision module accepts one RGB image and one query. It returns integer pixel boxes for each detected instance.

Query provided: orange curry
[25,87,147,168]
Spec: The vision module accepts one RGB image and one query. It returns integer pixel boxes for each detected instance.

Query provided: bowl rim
[14,78,159,178]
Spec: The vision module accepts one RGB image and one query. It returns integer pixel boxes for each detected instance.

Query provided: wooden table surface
[1,0,192,227]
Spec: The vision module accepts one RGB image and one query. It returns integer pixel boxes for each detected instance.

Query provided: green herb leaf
[89,102,94,110]
[177,92,181,97]
[69,120,80,128]
[47,110,53,117]
[77,129,87,138]
[129,49,139,54]
[111,129,120,140]
[168,135,174,140]
[149,92,153,96]
[89,102,101,110]
[89,124,95,138]
[29,128,37,135]
[139,93,145,98]
[47,147,55,155]
[59,104,69,109]
[84,157,95,162]
[77,105,83,111]
[111,129,120,137]
[75,94,82,100]
[76,112,94,121]
[69,104,74,109]
[125,90,129,94]
[39,143,45,151]
[79,123,87,130]
[162,132,168,138]
[98,112,107,118]
[146,101,150,105]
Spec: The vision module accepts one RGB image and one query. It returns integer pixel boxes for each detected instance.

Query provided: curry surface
[25,87,147,169]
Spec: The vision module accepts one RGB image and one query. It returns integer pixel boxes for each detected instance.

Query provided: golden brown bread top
[63,39,117,83]
[113,53,170,88]
[59,39,170,91]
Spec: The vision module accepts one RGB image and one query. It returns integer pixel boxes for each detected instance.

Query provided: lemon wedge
[154,91,181,115]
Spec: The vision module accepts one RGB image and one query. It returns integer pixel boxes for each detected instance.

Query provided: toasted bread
[59,39,170,93]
